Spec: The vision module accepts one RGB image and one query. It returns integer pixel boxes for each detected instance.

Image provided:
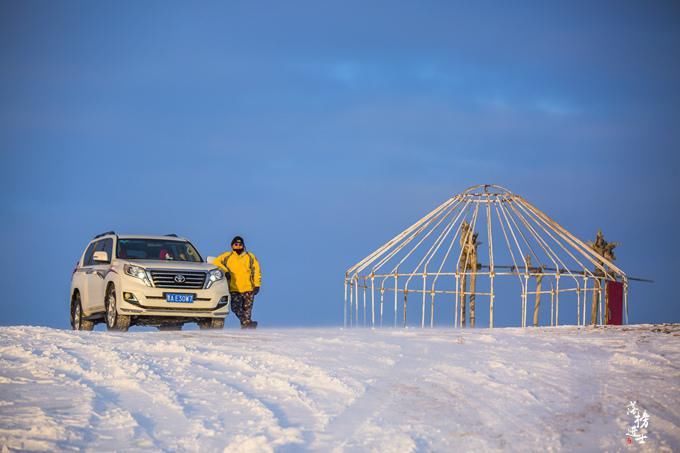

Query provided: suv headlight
[124,264,152,287]
[205,269,224,289]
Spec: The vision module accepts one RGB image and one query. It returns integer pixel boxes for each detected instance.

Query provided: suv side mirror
[93,251,109,263]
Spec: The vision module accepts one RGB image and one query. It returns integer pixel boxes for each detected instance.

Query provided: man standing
[213,236,262,329]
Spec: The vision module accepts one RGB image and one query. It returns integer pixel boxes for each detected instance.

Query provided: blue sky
[1,1,678,328]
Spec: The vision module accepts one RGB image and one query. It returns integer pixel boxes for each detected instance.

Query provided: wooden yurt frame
[344,184,628,328]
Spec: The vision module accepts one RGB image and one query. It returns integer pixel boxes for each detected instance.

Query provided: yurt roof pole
[372,197,467,281]
[506,200,583,287]
[496,197,530,276]
[519,197,626,280]
[405,199,470,290]
[364,197,462,278]
[493,199,525,287]
[500,199,541,271]
[429,201,476,290]
[504,200,545,268]
[379,198,467,287]
[346,196,458,277]
[512,199,599,280]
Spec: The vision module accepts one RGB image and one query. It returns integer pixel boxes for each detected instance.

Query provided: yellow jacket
[212,251,262,293]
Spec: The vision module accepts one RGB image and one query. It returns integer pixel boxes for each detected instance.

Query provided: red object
[606,281,624,325]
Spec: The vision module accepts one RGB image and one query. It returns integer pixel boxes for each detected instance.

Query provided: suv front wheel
[106,284,131,332]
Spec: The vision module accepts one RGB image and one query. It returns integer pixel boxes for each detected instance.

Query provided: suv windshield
[117,239,203,262]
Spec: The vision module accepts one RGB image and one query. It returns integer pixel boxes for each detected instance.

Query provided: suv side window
[83,242,97,267]
[97,238,113,264]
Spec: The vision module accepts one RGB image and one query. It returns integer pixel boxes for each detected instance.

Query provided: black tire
[105,284,131,332]
[158,324,183,331]
[198,318,224,330]
[71,293,94,331]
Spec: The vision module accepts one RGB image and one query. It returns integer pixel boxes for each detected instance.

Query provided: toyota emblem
[174,275,186,283]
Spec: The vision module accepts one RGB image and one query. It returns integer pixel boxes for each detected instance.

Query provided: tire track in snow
[183,342,356,447]
[0,331,101,451]
[116,332,324,449]
[45,336,175,449]
[602,327,680,452]
[312,335,420,451]
[2,326,678,452]
[316,330,567,452]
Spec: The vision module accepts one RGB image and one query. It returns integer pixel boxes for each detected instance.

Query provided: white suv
[70,232,230,331]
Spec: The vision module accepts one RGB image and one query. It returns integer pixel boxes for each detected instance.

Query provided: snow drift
[0,325,678,452]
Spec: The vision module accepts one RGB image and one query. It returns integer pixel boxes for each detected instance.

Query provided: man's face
[232,242,244,253]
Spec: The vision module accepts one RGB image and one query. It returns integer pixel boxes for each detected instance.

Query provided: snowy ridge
[0,325,678,452]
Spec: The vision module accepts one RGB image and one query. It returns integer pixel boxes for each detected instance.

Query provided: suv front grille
[150,270,206,289]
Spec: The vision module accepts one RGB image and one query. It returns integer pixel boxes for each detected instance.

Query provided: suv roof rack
[93,231,116,239]
[165,233,179,237]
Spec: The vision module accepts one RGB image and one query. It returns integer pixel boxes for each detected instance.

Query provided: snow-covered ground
[0,325,678,452]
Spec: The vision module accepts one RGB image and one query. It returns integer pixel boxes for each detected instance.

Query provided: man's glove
[253,287,260,295]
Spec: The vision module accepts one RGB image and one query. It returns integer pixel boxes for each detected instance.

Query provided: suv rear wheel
[71,292,94,331]
[198,318,224,330]
[106,284,131,332]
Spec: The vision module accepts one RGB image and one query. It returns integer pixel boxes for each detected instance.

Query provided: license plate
[165,293,194,303]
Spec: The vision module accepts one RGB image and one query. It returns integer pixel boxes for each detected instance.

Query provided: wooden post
[591,278,601,326]
[605,282,610,325]
[458,220,479,328]
[459,221,470,328]
[460,271,467,328]
[550,285,555,326]
[470,251,477,327]
[587,230,619,326]
[533,274,543,327]
[525,255,544,327]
